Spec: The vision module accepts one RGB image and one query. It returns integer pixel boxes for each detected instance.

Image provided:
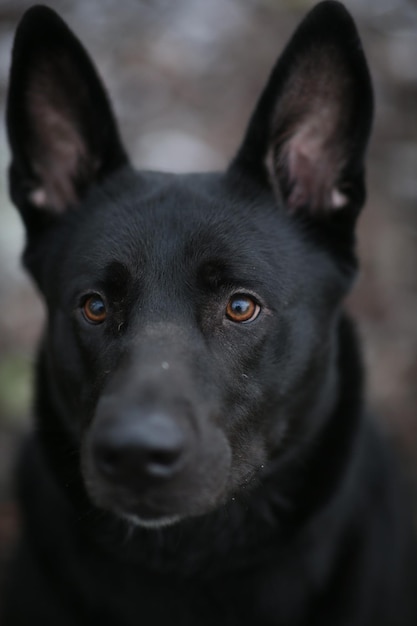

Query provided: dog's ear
[231,1,373,217]
[6,6,127,226]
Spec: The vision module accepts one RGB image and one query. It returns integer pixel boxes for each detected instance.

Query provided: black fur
[4,2,417,625]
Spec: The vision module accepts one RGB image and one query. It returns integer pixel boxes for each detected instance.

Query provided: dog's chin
[84,478,228,529]
[119,511,182,529]
[85,486,186,527]
[89,489,226,528]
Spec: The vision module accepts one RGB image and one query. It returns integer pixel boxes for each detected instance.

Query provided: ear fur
[6,5,128,225]
[231,1,373,217]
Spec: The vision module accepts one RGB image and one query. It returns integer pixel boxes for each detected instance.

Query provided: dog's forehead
[70,169,296,272]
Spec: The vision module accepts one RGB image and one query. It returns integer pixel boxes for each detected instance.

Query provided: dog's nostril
[91,412,186,484]
[146,449,183,477]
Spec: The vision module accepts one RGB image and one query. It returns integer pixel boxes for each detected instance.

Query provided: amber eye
[82,294,107,324]
[226,294,260,323]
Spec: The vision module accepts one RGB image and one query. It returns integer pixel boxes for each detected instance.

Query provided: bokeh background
[0,0,416,580]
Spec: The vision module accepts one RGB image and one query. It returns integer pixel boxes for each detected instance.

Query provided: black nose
[91,412,186,486]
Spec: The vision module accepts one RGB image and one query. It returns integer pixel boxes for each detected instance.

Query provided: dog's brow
[103,261,133,293]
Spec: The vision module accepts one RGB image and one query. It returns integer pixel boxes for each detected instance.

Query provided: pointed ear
[231,1,373,216]
[6,6,128,226]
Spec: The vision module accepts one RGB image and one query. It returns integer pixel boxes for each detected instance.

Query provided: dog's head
[7,2,372,527]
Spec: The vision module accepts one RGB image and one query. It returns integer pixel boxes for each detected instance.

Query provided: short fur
[3,2,417,625]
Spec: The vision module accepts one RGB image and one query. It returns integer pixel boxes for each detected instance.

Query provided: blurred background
[0,0,416,579]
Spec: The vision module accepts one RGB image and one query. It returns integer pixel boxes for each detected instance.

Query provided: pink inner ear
[271,48,353,213]
[283,117,347,213]
[28,93,86,212]
[25,62,93,212]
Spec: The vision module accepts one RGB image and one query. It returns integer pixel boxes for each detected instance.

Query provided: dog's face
[6,2,372,527]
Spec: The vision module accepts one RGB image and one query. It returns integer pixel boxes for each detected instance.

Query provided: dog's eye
[226,294,260,323]
[82,294,107,324]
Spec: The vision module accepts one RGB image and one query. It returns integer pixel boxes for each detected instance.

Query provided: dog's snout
[91,412,187,485]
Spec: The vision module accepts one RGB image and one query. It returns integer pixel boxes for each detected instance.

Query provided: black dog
[4,2,417,624]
